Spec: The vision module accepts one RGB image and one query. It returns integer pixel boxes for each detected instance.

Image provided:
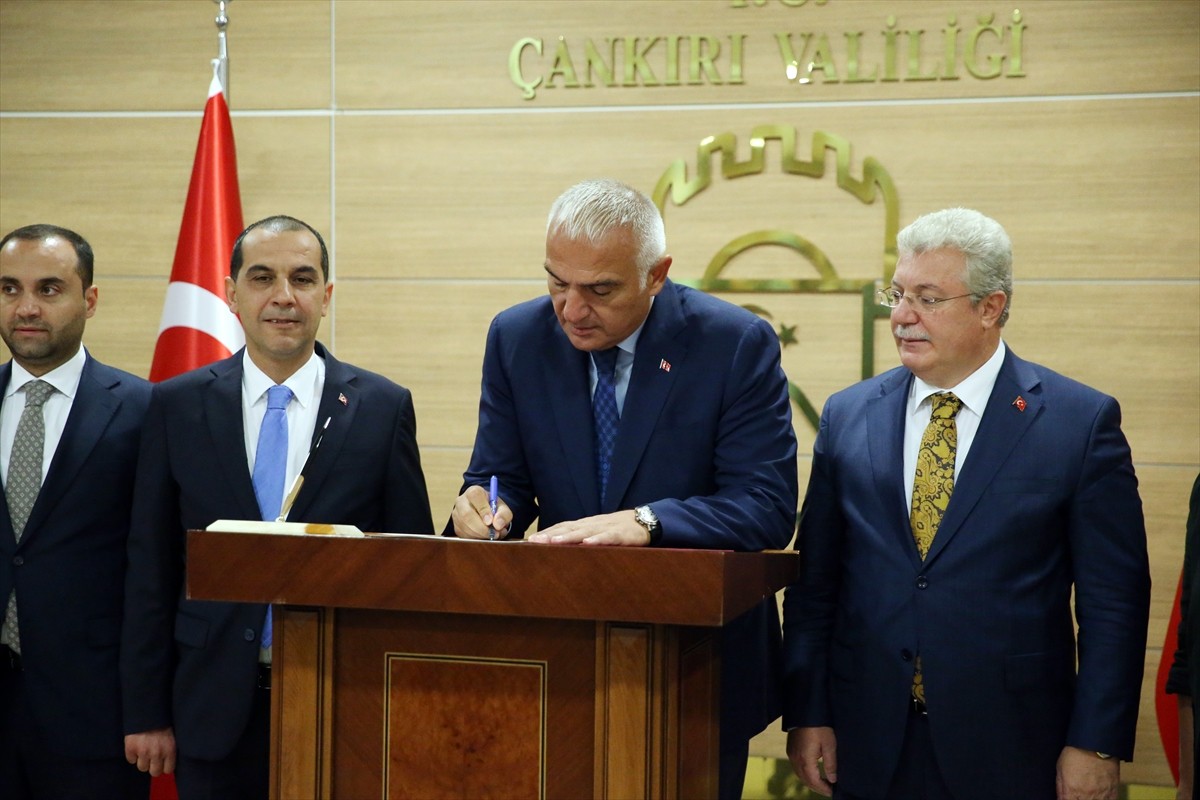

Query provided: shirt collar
[909,340,1007,417]
[613,296,654,358]
[241,350,324,409]
[4,345,87,401]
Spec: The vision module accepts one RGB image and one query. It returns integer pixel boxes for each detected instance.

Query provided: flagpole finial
[212,0,231,100]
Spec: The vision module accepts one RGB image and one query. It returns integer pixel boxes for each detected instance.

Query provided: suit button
[244,629,256,642]
[11,556,23,566]
[901,649,913,662]
[916,576,929,589]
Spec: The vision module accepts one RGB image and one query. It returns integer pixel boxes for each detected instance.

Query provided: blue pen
[488,475,499,541]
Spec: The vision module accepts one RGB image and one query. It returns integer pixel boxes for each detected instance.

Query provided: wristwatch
[634,505,662,544]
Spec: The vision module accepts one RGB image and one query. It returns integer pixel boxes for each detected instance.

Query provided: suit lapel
[204,354,261,519]
[20,356,120,539]
[284,344,358,521]
[543,321,597,514]
[923,350,1042,565]
[604,284,686,512]
[867,369,921,566]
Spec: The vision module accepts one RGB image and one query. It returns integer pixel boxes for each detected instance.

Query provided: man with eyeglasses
[782,208,1150,800]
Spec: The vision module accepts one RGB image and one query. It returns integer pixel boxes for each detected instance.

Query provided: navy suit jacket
[782,347,1151,799]
[0,354,151,759]
[457,279,799,744]
[120,344,434,760]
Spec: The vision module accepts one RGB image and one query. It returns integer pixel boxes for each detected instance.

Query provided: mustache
[893,325,930,341]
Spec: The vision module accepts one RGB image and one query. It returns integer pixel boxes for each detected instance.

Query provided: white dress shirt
[903,340,1007,511]
[587,304,651,416]
[0,346,87,486]
[240,350,326,514]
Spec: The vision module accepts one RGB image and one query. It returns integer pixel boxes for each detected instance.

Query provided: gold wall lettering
[508,9,1025,99]
[509,34,748,100]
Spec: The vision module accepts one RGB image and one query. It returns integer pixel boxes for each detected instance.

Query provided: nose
[270,280,296,306]
[15,294,42,318]
[561,288,589,323]
[890,297,918,326]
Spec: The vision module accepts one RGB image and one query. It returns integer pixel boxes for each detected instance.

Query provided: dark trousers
[719,734,750,800]
[174,674,270,800]
[0,646,149,800]
[834,705,955,800]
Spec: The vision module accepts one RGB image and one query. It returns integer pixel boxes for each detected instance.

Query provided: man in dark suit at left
[0,224,152,799]
[121,215,435,800]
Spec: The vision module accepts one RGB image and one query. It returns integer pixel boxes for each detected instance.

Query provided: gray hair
[547,179,666,281]
[897,207,1013,327]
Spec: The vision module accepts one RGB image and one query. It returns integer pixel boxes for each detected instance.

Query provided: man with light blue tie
[450,179,799,799]
[121,215,434,800]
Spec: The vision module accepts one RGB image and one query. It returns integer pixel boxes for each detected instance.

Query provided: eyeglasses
[876,287,974,311]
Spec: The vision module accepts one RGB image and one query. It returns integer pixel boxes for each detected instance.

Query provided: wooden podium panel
[334,610,594,798]
[187,531,796,799]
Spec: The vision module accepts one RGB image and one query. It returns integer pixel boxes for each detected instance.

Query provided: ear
[84,285,98,319]
[646,255,672,296]
[321,282,333,317]
[978,290,1007,329]
[224,276,238,312]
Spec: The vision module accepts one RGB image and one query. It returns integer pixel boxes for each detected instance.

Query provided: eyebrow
[245,264,319,275]
[543,264,621,290]
[891,279,945,292]
[0,276,67,286]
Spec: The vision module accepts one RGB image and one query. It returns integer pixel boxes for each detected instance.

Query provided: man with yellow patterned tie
[781,208,1150,800]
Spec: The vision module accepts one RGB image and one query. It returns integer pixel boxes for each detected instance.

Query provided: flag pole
[213,0,231,100]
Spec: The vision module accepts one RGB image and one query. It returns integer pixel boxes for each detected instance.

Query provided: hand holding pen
[449,480,511,539]
[488,476,499,541]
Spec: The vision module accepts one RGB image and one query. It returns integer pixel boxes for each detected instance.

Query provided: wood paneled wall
[1,0,1197,785]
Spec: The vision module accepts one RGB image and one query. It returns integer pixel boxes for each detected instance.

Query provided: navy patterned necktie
[592,348,620,507]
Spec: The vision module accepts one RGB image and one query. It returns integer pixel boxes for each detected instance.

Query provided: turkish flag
[147,71,245,800]
[149,72,245,384]
[1157,572,1184,783]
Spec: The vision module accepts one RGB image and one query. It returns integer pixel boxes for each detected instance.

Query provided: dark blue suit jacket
[782,347,1150,799]
[0,354,151,759]
[457,279,799,744]
[120,343,434,760]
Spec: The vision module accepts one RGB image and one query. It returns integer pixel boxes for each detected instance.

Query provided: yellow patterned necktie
[910,391,963,705]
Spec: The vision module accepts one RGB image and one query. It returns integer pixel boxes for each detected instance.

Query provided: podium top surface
[186,529,798,627]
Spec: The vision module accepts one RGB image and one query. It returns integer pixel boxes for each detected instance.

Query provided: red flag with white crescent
[1157,572,1184,783]
[149,71,244,383]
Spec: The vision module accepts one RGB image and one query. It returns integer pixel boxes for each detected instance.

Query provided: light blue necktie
[252,384,292,649]
[592,348,620,508]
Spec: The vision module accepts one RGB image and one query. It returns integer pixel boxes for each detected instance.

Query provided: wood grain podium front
[186,530,798,800]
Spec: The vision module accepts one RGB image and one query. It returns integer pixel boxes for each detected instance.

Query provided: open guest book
[205,519,363,537]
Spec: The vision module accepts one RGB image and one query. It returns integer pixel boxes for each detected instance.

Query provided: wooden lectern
[187,530,798,799]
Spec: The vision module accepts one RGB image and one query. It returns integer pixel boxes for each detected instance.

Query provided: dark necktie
[4,379,56,654]
[592,348,620,507]
[252,384,292,650]
[910,391,963,704]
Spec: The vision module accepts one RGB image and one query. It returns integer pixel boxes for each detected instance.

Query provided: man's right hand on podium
[452,484,513,540]
[125,726,176,776]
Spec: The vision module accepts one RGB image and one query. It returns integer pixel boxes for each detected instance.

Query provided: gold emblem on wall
[652,125,898,429]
